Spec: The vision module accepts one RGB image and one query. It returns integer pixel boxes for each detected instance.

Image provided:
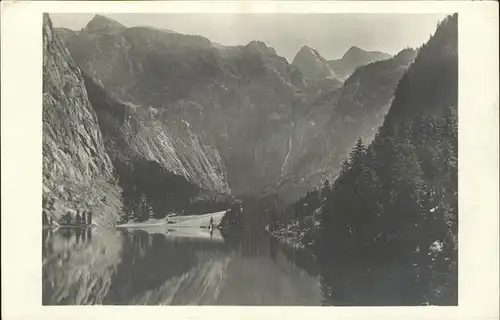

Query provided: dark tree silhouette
[75,212,82,226]
[60,211,73,226]
[297,14,458,306]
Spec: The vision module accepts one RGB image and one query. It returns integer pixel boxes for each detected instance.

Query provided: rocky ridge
[42,14,122,226]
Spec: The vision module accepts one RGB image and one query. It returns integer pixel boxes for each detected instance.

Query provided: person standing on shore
[75,211,82,226]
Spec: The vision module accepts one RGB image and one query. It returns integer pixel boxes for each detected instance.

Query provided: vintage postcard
[1,1,498,320]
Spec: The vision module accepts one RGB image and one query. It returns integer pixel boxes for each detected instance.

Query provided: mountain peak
[295,45,327,63]
[244,40,277,56]
[298,45,314,52]
[292,45,335,81]
[84,14,126,34]
[342,46,366,59]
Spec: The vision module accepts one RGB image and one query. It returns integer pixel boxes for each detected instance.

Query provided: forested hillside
[286,14,458,305]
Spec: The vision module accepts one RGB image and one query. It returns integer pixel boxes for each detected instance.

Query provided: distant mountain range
[292,44,391,83]
[328,46,391,81]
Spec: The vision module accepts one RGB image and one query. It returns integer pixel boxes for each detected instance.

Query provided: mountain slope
[292,45,337,81]
[275,48,417,203]
[42,14,122,226]
[44,13,231,226]
[380,17,458,133]
[55,17,232,196]
[82,73,232,219]
[328,46,391,81]
[55,15,303,196]
[82,74,230,195]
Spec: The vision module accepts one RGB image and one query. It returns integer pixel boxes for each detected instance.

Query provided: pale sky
[50,13,449,62]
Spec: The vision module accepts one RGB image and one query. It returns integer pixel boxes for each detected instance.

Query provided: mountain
[291,45,343,102]
[55,15,305,197]
[275,47,417,203]
[328,46,391,81]
[54,14,415,208]
[81,73,232,218]
[380,18,458,132]
[43,14,232,226]
[81,73,230,194]
[291,45,337,81]
[42,14,122,226]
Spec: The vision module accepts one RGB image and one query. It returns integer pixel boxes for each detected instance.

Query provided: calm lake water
[42,226,324,305]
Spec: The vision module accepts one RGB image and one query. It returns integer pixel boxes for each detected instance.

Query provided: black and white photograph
[1,1,499,318]
[40,11,459,306]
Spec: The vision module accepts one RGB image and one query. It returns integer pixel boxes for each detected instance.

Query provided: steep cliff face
[82,74,230,194]
[44,13,230,226]
[42,14,122,226]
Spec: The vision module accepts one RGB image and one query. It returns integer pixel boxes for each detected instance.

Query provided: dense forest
[115,159,236,223]
[280,14,458,305]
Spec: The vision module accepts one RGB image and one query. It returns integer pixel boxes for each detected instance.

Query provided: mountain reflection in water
[42,227,323,305]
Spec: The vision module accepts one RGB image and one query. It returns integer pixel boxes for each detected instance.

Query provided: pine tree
[352,146,382,250]
[320,178,330,202]
[61,212,73,225]
[75,212,82,226]
[349,137,365,172]
[137,194,152,222]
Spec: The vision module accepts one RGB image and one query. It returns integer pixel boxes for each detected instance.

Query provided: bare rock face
[291,45,337,81]
[42,14,122,226]
[58,15,231,196]
[56,17,302,196]
[81,74,230,195]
